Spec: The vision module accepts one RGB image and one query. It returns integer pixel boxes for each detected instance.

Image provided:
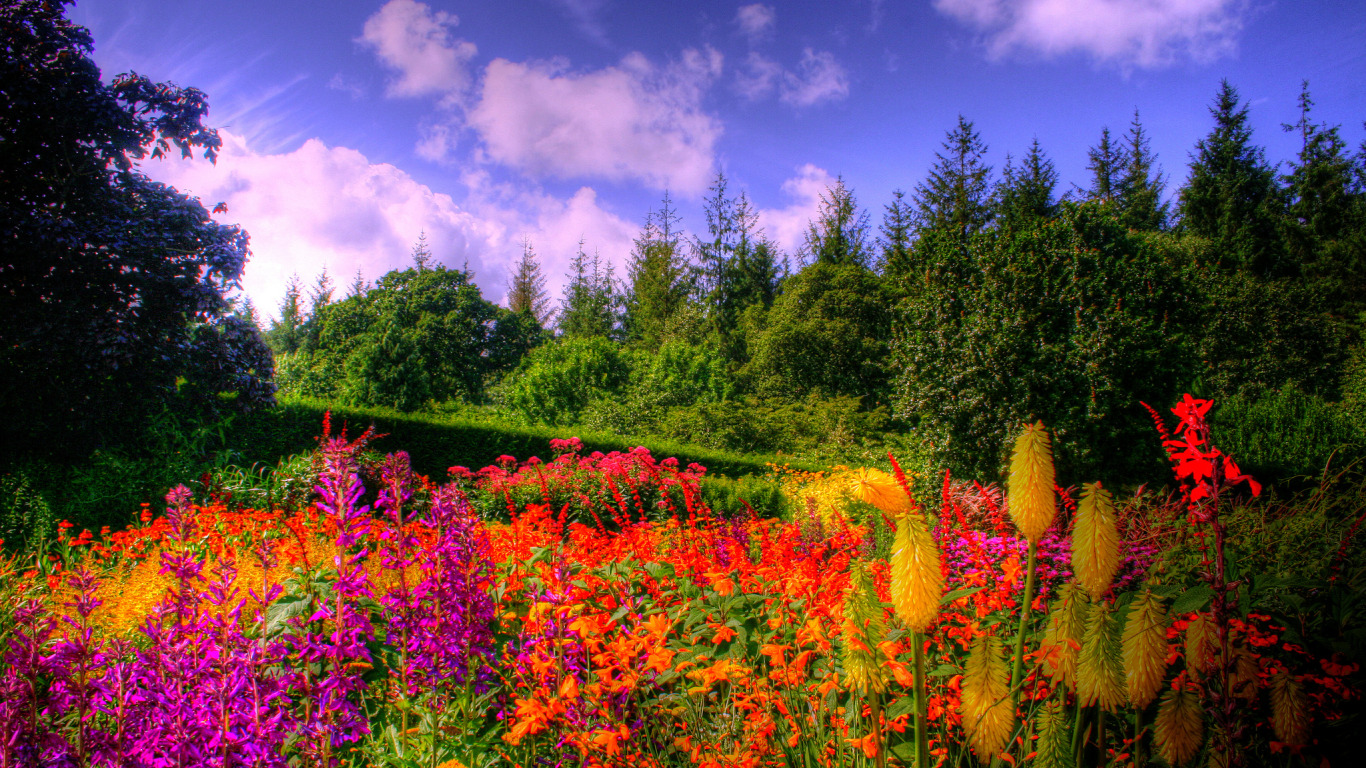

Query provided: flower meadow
[1,399,1361,768]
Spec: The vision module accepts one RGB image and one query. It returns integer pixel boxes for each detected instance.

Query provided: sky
[67,0,1366,321]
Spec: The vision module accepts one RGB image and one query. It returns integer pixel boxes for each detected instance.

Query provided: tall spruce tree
[1178,80,1287,277]
[995,139,1059,227]
[728,191,780,311]
[411,230,433,270]
[1117,110,1169,231]
[508,238,555,328]
[625,198,693,348]
[878,189,915,279]
[265,274,305,355]
[803,176,871,267]
[1281,84,1357,264]
[1086,127,1124,203]
[558,240,619,338]
[914,116,994,241]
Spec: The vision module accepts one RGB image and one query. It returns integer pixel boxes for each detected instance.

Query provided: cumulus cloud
[467,48,723,196]
[735,4,776,44]
[359,0,478,101]
[757,163,837,257]
[933,0,1248,68]
[142,131,637,318]
[734,48,849,106]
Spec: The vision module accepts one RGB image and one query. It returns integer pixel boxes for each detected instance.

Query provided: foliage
[893,201,1193,483]
[0,0,275,458]
[507,239,556,328]
[558,241,622,339]
[913,115,994,243]
[994,138,1058,227]
[1210,386,1364,484]
[802,176,872,267]
[496,336,632,427]
[624,196,694,349]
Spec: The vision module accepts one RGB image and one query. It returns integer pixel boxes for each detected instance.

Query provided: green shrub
[496,336,631,426]
[1211,386,1365,484]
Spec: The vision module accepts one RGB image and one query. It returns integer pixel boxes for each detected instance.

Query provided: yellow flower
[960,633,1012,763]
[1154,686,1204,766]
[1073,482,1119,601]
[1121,589,1169,709]
[890,511,943,634]
[1270,671,1310,746]
[841,560,887,695]
[849,467,912,517]
[1007,421,1055,544]
[1040,581,1088,691]
[1077,599,1126,712]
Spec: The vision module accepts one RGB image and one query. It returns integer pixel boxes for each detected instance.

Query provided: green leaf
[1170,585,1215,615]
[941,586,985,605]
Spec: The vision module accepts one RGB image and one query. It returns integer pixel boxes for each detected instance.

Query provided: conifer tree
[995,139,1059,227]
[265,274,305,355]
[914,116,994,242]
[1087,127,1124,203]
[878,189,915,279]
[348,269,368,297]
[625,199,693,348]
[1178,80,1286,277]
[558,240,619,338]
[508,238,555,328]
[803,176,871,267]
[728,191,781,311]
[1117,109,1169,231]
[1281,83,1357,264]
[411,230,433,270]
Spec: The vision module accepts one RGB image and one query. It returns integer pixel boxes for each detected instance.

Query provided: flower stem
[1009,540,1039,701]
[913,632,929,768]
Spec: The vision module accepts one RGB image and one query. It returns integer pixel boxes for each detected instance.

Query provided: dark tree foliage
[558,240,621,339]
[893,202,1193,483]
[744,261,894,403]
[1086,127,1124,203]
[878,189,915,279]
[803,176,872,267]
[411,230,433,270]
[507,239,555,328]
[914,116,994,242]
[265,274,305,355]
[994,139,1059,228]
[1117,109,1169,231]
[625,196,694,348]
[0,0,274,457]
[1178,80,1288,277]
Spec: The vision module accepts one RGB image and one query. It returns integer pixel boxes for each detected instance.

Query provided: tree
[558,240,620,338]
[348,269,369,298]
[892,202,1193,482]
[878,189,915,279]
[1178,80,1287,277]
[803,176,872,267]
[0,0,274,455]
[507,238,555,328]
[1116,109,1169,231]
[411,230,433,270]
[994,139,1059,227]
[625,199,694,348]
[1086,127,1124,203]
[914,116,994,242]
[265,275,305,355]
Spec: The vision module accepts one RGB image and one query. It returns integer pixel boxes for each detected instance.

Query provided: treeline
[266,80,1366,484]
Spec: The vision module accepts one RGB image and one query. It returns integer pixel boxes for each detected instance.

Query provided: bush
[1211,386,1365,484]
[496,336,631,426]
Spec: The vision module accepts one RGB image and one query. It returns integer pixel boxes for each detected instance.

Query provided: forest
[2,1,1365,766]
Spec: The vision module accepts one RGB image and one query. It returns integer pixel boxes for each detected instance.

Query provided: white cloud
[781,48,850,106]
[735,51,783,99]
[735,4,776,44]
[359,0,477,101]
[467,49,723,196]
[757,163,837,256]
[142,131,637,318]
[552,0,612,46]
[933,0,1248,68]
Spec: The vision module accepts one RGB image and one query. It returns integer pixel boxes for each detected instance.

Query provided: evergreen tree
[1086,127,1124,203]
[914,116,994,242]
[558,240,619,338]
[348,269,368,297]
[803,176,871,267]
[265,274,304,355]
[234,297,261,331]
[1116,109,1169,231]
[1281,81,1359,278]
[508,238,555,328]
[695,176,735,308]
[878,189,915,279]
[625,200,693,348]
[411,230,433,270]
[1178,80,1287,277]
[995,139,1059,227]
[728,191,780,310]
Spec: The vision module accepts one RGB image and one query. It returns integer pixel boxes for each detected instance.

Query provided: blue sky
[68,0,1366,319]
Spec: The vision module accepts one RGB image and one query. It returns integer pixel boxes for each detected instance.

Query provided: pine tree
[878,188,915,279]
[411,230,433,270]
[1117,109,1169,231]
[265,274,304,355]
[995,139,1058,227]
[625,200,693,347]
[234,296,262,331]
[1087,127,1124,203]
[803,176,871,267]
[558,240,619,338]
[695,176,735,308]
[508,238,555,328]
[1178,80,1286,277]
[348,269,368,297]
[728,191,780,311]
[914,116,994,242]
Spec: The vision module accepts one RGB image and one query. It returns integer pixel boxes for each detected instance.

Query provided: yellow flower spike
[841,560,887,696]
[1230,644,1260,702]
[1077,599,1126,712]
[1270,670,1310,746]
[1154,686,1205,767]
[1032,700,1070,768]
[1185,612,1216,679]
[1073,482,1119,601]
[1040,581,1089,691]
[849,467,912,517]
[960,633,1012,763]
[1121,589,1169,709]
[889,510,944,634]
[1007,421,1056,544]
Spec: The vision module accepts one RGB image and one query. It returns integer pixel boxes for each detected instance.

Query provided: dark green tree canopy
[914,116,994,242]
[508,238,555,328]
[1086,127,1124,204]
[1117,109,1169,231]
[994,139,1059,228]
[803,176,872,267]
[625,197,694,348]
[558,241,621,339]
[0,0,274,455]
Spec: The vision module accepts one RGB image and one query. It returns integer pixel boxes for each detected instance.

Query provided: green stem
[1071,703,1087,768]
[1009,541,1039,700]
[869,689,887,768]
[914,632,930,768]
